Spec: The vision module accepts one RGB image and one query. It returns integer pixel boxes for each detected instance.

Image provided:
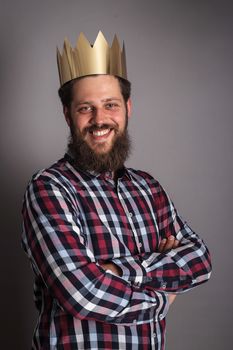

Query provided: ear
[126,98,132,118]
[64,106,71,127]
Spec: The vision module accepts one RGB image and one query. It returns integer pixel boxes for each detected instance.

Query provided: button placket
[117,184,142,253]
[150,320,157,347]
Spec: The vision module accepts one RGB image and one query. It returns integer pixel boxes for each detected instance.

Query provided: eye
[77,105,93,114]
[105,102,119,110]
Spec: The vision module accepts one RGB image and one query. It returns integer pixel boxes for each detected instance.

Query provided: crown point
[121,42,127,78]
[76,32,90,48]
[94,31,108,48]
[62,38,72,59]
[56,46,61,57]
[111,35,121,50]
[63,37,70,47]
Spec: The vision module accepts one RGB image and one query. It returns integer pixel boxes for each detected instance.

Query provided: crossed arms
[22,172,211,325]
[100,235,180,305]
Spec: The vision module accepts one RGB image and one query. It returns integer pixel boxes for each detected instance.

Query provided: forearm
[111,180,212,293]
[25,242,169,324]
[141,224,212,292]
[111,225,211,293]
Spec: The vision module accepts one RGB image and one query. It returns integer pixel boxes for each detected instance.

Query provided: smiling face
[65,75,132,155]
[64,75,132,173]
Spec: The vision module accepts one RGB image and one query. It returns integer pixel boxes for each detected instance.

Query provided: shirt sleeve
[113,181,212,293]
[22,174,169,325]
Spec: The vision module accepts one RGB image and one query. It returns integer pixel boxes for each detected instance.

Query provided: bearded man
[22,32,211,350]
[63,75,131,175]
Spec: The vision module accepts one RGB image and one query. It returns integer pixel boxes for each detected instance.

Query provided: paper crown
[57,31,128,86]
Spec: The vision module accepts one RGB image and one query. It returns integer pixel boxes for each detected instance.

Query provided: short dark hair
[58,75,131,109]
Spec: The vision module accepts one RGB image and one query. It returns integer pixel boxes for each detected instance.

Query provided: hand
[168,294,177,305]
[158,235,180,253]
[99,261,122,277]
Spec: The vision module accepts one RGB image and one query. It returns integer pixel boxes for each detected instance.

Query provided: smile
[88,128,114,143]
[92,129,111,137]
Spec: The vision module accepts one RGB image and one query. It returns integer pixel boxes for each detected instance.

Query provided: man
[22,32,211,350]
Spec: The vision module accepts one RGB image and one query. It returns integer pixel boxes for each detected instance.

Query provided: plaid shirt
[22,154,211,350]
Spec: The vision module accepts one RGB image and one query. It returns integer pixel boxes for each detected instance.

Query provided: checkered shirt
[22,154,211,349]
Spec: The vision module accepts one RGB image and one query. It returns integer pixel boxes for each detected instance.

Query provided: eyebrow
[102,98,122,102]
[75,97,122,106]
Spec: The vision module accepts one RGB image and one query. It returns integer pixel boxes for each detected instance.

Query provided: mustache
[84,123,118,134]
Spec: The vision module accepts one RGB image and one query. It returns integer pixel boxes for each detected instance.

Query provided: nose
[92,107,107,125]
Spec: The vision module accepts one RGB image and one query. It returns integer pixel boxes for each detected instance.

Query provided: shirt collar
[64,152,132,181]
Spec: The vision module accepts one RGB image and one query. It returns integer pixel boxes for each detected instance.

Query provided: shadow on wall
[0,158,37,349]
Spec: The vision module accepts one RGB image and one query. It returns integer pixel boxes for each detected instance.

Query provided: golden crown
[57,31,127,86]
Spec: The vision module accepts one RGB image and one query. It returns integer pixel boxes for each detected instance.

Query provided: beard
[67,117,131,174]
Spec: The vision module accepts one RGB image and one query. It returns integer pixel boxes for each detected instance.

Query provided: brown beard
[67,118,131,173]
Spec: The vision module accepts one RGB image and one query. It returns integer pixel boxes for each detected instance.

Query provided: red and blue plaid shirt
[22,154,211,349]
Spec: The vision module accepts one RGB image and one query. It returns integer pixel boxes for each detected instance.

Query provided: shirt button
[153,333,157,338]
[159,314,163,320]
[161,283,167,289]
[128,212,133,218]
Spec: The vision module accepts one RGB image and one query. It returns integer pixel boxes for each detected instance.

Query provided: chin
[91,144,113,155]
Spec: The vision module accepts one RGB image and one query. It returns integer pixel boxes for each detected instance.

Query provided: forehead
[72,75,122,102]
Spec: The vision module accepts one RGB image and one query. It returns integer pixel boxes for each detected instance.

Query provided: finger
[173,239,180,249]
[168,294,177,305]
[158,239,167,252]
[163,235,175,251]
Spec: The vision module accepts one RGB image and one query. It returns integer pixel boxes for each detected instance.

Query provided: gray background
[0,0,232,349]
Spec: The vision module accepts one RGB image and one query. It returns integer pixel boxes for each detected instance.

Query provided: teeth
[92,129,110,137]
